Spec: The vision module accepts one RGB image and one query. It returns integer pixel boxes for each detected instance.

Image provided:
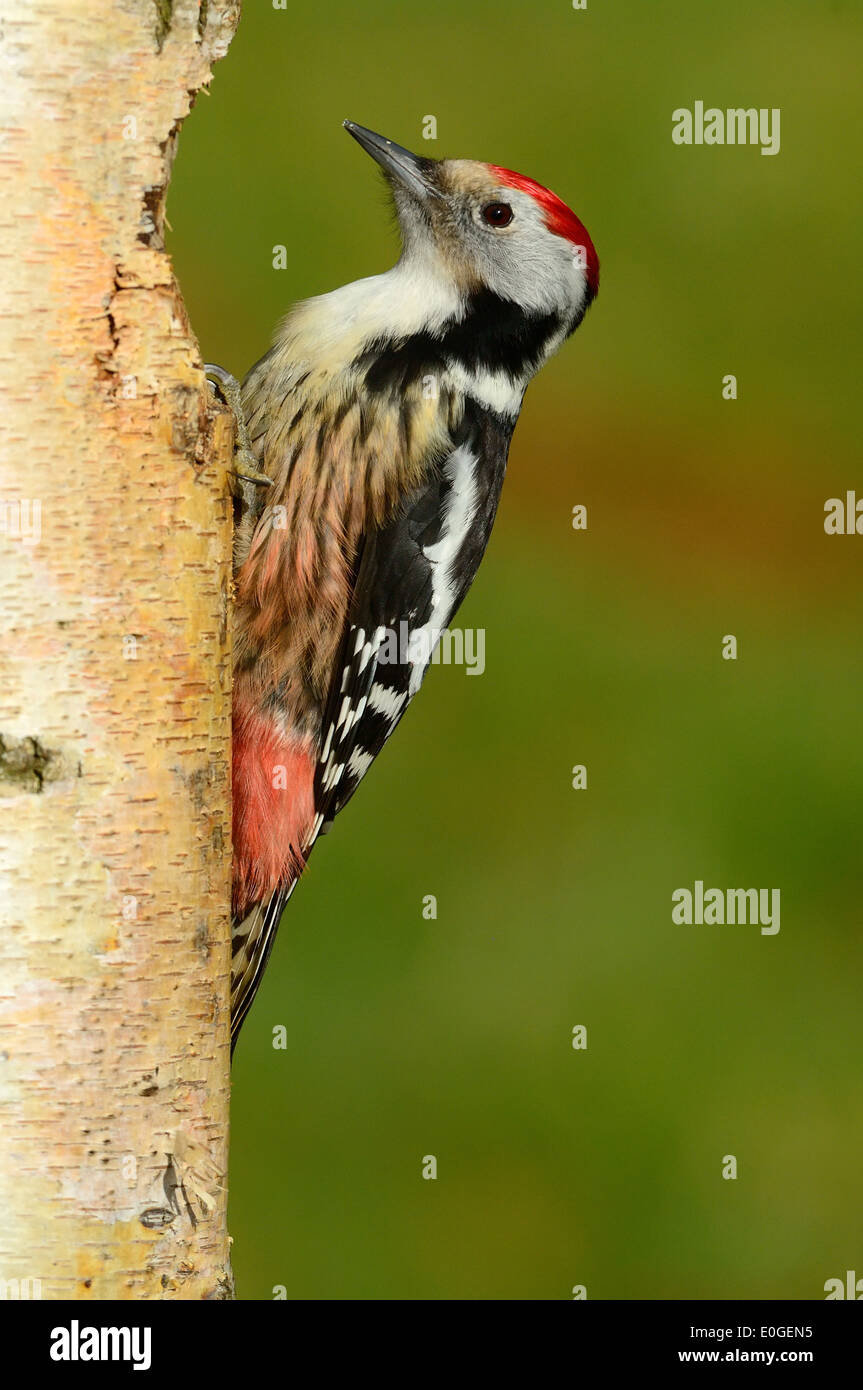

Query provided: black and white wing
[313,401,513,834]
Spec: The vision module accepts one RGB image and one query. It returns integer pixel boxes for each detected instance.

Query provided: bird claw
[204,363,273,491]
[230,461,273,488]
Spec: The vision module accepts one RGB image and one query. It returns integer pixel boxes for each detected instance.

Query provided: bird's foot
[204,363,273,493]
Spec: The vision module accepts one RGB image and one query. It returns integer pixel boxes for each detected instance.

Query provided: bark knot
[0,734,81,794]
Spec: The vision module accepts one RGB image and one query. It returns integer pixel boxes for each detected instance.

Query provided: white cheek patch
[475,190,586,319]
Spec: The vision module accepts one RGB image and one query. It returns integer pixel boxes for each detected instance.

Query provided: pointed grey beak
[343,121,442,202]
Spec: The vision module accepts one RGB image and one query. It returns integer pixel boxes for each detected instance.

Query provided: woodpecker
[221,121,599,1049]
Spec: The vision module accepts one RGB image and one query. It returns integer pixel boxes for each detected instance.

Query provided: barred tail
[230,882,295,1053]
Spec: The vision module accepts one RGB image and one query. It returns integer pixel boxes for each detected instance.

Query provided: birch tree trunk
[0,0,240,1299]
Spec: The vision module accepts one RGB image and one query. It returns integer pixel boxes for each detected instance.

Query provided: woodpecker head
[344,121,599,334]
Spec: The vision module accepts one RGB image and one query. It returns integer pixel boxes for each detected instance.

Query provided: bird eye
[481,202,514,228]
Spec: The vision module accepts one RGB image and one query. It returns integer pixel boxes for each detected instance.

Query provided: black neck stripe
[355,288,565,394]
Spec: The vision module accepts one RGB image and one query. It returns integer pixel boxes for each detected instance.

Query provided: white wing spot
[347,747,374,781]
[359,627,386,675]
[344,693,368,734]
[320,723,334,762]
[408,444,478,695]
[321,760,344,792]
[304,811,325,848]
[368,683,408,721]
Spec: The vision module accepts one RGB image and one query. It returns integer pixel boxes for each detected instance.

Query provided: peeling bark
[0,0,241,1299]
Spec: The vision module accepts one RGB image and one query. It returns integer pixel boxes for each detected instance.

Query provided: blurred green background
[169,0,863,1298]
